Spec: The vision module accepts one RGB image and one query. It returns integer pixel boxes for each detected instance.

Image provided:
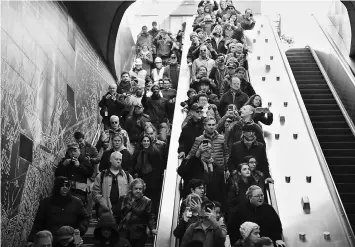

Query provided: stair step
[311,115,344,121]
[300,88,332,94]
[326,156,355,165]
[314,128,353,135]
[329,165,355,174]
[308,109,343,117]
[320,141,355,149]
[344,203,355,214]
[294,75,324,80]
[293,70,322,75]
[286,48,310,53]
[332,173,355,183]
[313,121,348,128]
[302,93,334,100]
[304,98,337,104]
[306,104,339,110]
[287,57,315,63]
[336,183,355,193]
[286,53,313,58]
[289,63,318,68]
[298,84,329,89]
[339,193,355,203]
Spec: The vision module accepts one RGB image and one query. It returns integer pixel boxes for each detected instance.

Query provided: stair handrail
[306,44,355,239]
[91,123,103,146]
[267,15,355,246]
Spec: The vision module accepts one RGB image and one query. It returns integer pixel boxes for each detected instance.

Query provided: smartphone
[255,107,268,113]
[202,140,209,145]
[228,105,234,111]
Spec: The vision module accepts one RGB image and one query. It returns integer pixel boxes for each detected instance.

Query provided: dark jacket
[118,195,156,240]
[55,156,94,184]
[240,16,256,30]
[227,177,257,215]
[99,148,133,173]
[254,112,274,126]
[28,195,90,241]
[228,202,283,244]
[99,93,126,119]
[211,37,227,55]
[124,113,151,144]
[173,217,200,240]
[79,142,100,166]
[141,93,169,125]
[240,78,255,97]
[163,64,180,90]
[94,214,132,247]
[117,80,132,95]
[219,90,249,116]
[181,218,226,247]
[209,66,227,95]
[178,118,205,155]
[227,140,270,178]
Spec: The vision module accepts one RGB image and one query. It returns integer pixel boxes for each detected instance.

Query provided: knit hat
[56,226,74,240]
[239,222,259,239]
[187,88,197,97]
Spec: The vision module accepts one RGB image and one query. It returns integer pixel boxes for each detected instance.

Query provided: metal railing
[267,14,355,246]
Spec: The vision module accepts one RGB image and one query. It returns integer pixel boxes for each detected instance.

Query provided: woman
[191,65,209,91]
[234,222,273,247]
[137,45,153,75]
[225,42,248,70]
[133,135,165,214]
[243,155,265,192]
[244,95,274,126]
[118,179,157,247]
[227,163,257,215]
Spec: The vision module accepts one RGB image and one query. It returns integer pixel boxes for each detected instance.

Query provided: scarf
[243,135,257,150]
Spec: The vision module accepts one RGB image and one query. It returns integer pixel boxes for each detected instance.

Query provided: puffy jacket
[186,130,228,171]
[28,195,89,242]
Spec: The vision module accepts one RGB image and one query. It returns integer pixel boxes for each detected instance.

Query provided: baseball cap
[67,142,79,150]
[242,124,256,132]
[190,103,203,111]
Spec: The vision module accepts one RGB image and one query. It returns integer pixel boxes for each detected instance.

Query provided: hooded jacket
[94,214,131,247]
[28,177,90,242]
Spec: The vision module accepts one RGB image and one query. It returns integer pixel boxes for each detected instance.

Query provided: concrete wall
[1,1,115,246]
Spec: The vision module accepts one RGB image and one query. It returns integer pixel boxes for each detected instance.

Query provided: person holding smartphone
[240,8,256,30]
[180,200,226,247]
[244,94,274,126]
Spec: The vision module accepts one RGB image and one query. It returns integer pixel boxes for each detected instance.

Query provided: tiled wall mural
[1,1,115,246]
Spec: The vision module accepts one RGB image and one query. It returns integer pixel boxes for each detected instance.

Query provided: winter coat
[137,52,153,75]
[99,93,126,121]
[118,195,156,240]
[219,89,249,116]
[129,68,148,88]
[227,202,283,244]
[79,142,100,166]
[227,140,270,178]
[92,169,133,215]
[124,113,151,144]
[99,148,133,173]
[136,33,153,52]
[209,66,228,95]
[181,218,226,247]
[155,39,173,57]
[227,177,257,214]
[94,214,132,247]
[191,57,216,81]
[211,37,227,55]
[186,130,228,172]
[141,93,169,125]
[55,156,94,184]
[163,64,180,90]
[240,16,256,30]
[178,118,205,156]
[28,195,90,241]
[240,78,255,97]
[117,80,132,94]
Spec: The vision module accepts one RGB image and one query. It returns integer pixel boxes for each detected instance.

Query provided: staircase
[286,48,355,233]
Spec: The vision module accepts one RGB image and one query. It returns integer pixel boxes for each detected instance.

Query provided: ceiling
[62,1,135,80]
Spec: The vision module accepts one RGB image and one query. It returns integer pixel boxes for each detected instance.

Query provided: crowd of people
[27,1,287,247]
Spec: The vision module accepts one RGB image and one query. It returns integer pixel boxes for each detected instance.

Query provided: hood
[52,176,70,197]
[94,214,119,242]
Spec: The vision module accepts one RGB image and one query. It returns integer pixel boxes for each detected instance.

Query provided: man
[99,84,126,129]
[144,124,168,161]
[219,76,249,116]
[163,53,180,90]
[148,21,159,39]
[236,67,255,97]
[27,177,90,244]
[219,61,238,97]
[181,200,226,247]
[192,77,219,105]
[99,133,132,173]
[209,54,227,96]
[187,32,201,63]
[224,105,265,151]
[55,143,94,206]
[136,26,153,54]
[227,124,270,179]
[227,186,285,247]
[117,72,132,94]
[92,151,133,223]
[142,85,169,131]
[160,78,177,123]
[240,8,256,30]
[129,58,149,88]
[178,103,204,159]
[151,57,165,84]
[32,231,53,247]
[154,29,173,66]
[192,45,215,81]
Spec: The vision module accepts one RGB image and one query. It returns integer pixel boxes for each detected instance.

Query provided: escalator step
[302,93,334,100]
[319,135,355,142]
[294,75,325,80]
[286,53,313,57]
[290,67,320,72]
[289,63,318,68]
[308,109,343,116]
[311,115,344,121]
[323,149,355,156]
[340,193,355,203]
[326,156,355,165]
[329,165,355,174]
[332,174,355,183]
[335,183,355,193]
[344,203,355,214]
[320,141,355,149]
[287,57,316,63]
[305,104,339,110]
[314,128,353,135]
[313,121,349,128]
[300,88,332,94]
[298,84,329,89]
[304,98,337,104]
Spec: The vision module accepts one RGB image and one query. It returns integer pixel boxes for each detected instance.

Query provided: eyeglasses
[200,50,207,52]
[252,194,264,198]
[61,182,71,188]
[196,111,203,114]
[249,161,257,164]
[171,57,177,59]
[111,121,118,124]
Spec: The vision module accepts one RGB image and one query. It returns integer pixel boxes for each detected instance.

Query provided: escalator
[286,47,355,232]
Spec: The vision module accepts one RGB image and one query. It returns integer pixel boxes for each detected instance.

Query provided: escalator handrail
[310,15,355,137]
[91,123,102,146]
[266,15,355,246]
[306,44,355,239]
